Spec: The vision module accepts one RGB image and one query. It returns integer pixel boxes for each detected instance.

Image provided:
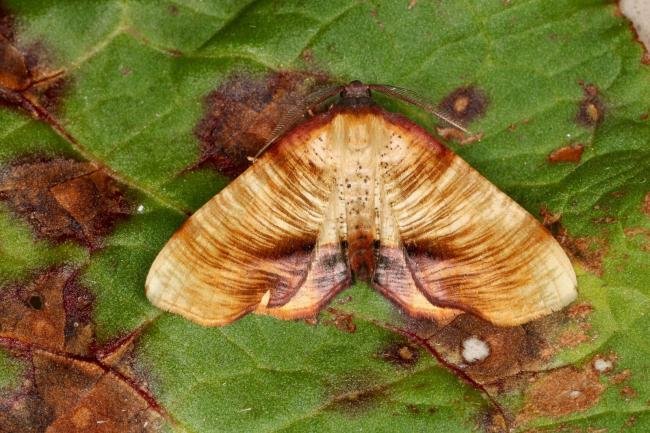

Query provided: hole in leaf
[27,293,43,310]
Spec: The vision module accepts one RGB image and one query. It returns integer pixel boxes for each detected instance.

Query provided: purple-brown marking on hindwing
[264,248,313,307]
[264,243,351,309]
[311,243,352,298]
[402,243,506,319]
[372,246,413,301]
[403,243,453,299]
[372,243,482,318]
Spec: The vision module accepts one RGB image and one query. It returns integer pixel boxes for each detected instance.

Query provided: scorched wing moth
[146,81,577,327]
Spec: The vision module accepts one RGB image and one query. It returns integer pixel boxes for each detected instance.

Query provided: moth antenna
[369,84,469,133]
[254,84,343,159]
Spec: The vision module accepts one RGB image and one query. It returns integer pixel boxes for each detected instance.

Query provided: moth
[146,81,577,327]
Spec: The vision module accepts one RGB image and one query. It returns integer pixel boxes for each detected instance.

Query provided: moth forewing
[145,81,577,327]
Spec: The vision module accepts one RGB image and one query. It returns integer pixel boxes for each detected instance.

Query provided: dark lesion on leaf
[547,142,585,164]
[192,70,331,177]
[515,365,605,423]
[576,82,605,127]
[540,206,607,276]
[322,307,356,333]
[394,307,596,431]
[428,313,551,386]
[0,157,132,250]
[376,340,420,368]
[0,267,168,432]
[0,266,94,355]
[478,408,509,433]
[0,4,68,121]
[26,293,43,310]
[437,85,488,125]
[326,374,387,416]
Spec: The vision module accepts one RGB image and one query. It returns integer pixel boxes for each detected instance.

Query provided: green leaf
[0,1,649,432]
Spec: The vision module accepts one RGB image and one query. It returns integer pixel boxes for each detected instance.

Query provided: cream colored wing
[375,114,577,326]
[146,116,350,326]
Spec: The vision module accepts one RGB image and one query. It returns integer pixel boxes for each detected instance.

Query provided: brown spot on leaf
[0,34,29,90]
[164,48,183,58]
[0,267,93,355]
[388,322,512,429]
[620,385,637,400]
[643,52,650,65]
[643,192,650,216]
[0,268,168,432]
[194,71,330,177]
[557,329,590,348]
[377,341,420,368]
[576,83,604,127]
[438,86,488,125]
[553,303,593,350]
[624,227,650,251]
[369,8,385,30]
[540,207,562,226]
[300,48,314,63]
[405,403,436,415]
[334,295,353,305]
[323,307,356,333]
[541,206,607,275]
[548,143,585,164]
[0,350,165,433]
[436,126,483,145]
[563,235,606,275]
[478,409,509,433]
[330,388,384,414]
[567,302,594,319]
[625,414,639,428]
[0,3,15,40]
[0,157,132,250]
[610,368,631,385]
[328,377,386,415]
[592,215,617,224]
[430,313,552,385]
[517,366,604,421]
[0,5,68,121]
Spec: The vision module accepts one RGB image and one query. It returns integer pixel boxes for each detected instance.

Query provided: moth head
[339,81,373,107]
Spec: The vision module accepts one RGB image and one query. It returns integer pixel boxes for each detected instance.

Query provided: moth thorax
[343,120,374,151]
[348,232,375,280]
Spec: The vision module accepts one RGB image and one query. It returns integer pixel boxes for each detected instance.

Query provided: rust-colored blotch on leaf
[0,158,131,249]
[146,81,577,327]
[548,143,585,164]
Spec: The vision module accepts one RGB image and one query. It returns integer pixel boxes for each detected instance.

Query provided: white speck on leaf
[461,336,490,363]
[594,358,613,372]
